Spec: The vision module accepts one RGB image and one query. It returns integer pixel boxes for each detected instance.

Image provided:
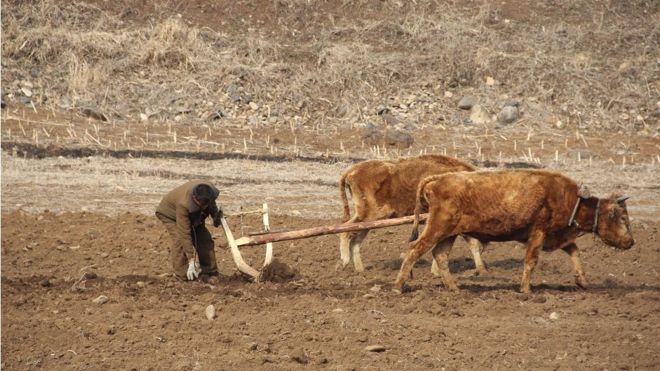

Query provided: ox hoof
[392,284,412,294]
[474,268,488,277]
[335,261,350,271]
[445,285,460,292]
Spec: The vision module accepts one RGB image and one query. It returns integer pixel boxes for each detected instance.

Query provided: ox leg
[431,236,459,291]
[562,243,587,289]
[520,230,545,294]
[394,221,451,293]
[350,229,370,272]
[466,236,488,275]
[337,216,360,270]
[430,259,441,277]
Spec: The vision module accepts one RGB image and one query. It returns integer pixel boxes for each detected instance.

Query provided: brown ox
[395,169,634,294]
[339,154,486,273]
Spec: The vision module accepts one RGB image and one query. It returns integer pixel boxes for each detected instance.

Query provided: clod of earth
[259,259,298,283]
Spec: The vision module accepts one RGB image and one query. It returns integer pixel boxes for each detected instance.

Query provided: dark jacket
[156,180,221,257]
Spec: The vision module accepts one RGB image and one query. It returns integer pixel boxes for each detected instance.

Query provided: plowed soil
[2,166,659,370]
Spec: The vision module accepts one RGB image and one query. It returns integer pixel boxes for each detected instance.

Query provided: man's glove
[186,259,200,281]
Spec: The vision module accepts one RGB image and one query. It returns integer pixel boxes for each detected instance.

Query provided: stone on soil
[205,304,216,320]
[365,344,386,352]
[458,96,477,110]
[92,295,108,304]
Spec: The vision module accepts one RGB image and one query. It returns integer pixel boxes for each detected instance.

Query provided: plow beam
[234,213,429,247]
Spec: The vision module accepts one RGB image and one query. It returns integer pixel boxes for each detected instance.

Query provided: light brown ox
[338,154,486,273]
[394,169,634,294]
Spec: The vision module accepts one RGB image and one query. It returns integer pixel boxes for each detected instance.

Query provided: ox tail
[409,175,445,242]
[340,173,351,223]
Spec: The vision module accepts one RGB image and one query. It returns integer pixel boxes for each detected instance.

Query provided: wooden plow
[219,203,429,281]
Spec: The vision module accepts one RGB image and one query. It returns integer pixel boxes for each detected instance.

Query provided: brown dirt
[2,207,660,370]
[259,258,299,283]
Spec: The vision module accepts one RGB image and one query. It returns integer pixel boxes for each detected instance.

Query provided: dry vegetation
[2,0,658,132]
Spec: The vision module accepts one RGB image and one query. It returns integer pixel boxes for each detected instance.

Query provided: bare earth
[2,153,660,370]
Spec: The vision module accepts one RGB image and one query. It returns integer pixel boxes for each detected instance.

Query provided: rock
[139,113,148,122]
[549,312,560,321]
[370,285,381,293]
[226,84,241,102]
[555,120,564,129]
[247,342,259,351]
[381,112,400,127]
[205,305,216,320]
[83,271,98,279]
[652,107,660,118]
[80,107,108,122]
[21,86,32,97]
[469,104,491,125]
[92,295,109,305]
[376,105,390,115]
[365,345,386,352]
[39,278,51,287]
[385,129,413,148]
[486,76,495,86]
[458,96,477,110]
[18,96,32,106]
[497,106,519,124]
[291,349,309,364]
[568,148,595,160]
[208,110,225,120]
[136,281,146,288]
[248,102,259,110]
[504,98,521,107]
[444,91,454,98]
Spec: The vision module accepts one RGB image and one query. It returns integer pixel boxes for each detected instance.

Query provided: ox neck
[570,196,601,235]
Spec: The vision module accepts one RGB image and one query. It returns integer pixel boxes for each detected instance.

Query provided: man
[156,180,223,281]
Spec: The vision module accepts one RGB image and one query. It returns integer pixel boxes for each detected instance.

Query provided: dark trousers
[157,214,219,278]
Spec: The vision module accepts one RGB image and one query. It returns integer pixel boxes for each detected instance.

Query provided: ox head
[596,194,634,249]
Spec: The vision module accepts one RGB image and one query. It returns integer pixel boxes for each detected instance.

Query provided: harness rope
[567,197,601,236]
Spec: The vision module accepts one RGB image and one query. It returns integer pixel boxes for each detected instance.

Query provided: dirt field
[2,0,659,370]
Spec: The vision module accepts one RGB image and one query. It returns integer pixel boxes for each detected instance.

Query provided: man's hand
[213,207,224,227]
[186,259,200,281]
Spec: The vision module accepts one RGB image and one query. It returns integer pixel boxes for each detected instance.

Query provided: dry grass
[1,0,658,131]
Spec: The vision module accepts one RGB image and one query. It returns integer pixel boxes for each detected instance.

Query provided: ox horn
[616,195,630,204]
